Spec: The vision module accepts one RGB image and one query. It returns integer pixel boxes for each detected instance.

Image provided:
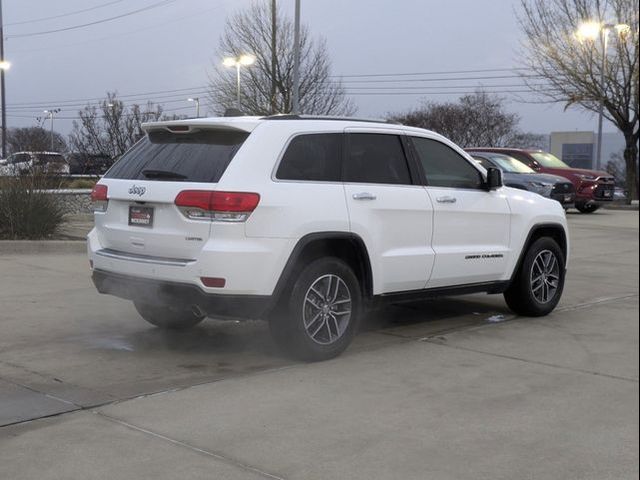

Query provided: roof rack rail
[261,114,401,125]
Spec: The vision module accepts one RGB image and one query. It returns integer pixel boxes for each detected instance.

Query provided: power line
[329,67,534,78]
[6,0,177,39]
[6,1,125,27]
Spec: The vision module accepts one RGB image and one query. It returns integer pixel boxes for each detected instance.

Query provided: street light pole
[576,21,630,171]
[236,63,241,110]
[595,28,608,171]
[188,98,200,117]
[0,0,7,159]
[43,110,56,151]
[223,55,255,112]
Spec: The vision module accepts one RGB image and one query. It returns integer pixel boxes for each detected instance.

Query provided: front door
[408,135,511,288]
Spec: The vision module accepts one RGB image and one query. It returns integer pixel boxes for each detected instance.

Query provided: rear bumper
[92,269,271,320]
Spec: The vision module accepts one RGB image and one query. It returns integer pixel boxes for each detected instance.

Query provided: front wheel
[269,257,361,361]
[134,301,205,330]
[504,237,565,317]
[575,202,600,213]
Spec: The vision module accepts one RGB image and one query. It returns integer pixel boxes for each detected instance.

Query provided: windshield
[530,152,570,169]
[105,129,249,183]
[486,155,534,174]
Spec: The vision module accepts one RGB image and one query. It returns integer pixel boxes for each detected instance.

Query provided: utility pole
[0,0,7,159]
[291,0,301,114]
[270,0,277,114]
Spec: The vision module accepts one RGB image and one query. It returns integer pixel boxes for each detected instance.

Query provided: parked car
[0,151,70,176]
[68,153,114,175]
[469,151,575,208]
[89,115,569,361]
[466,148,615,213]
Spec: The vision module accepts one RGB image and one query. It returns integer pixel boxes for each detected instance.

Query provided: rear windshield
[105,129,249,182]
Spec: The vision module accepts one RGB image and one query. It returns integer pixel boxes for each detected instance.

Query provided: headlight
[577,174,597,181]
[526,182,554,197]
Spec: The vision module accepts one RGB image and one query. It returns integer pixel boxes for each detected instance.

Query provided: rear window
[34,154,66,165]
[105,129,249,182]
[276,133,342,182]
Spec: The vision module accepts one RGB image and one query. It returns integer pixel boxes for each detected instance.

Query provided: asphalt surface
[0,210,638,479]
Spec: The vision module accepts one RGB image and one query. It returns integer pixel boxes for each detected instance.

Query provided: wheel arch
[510,223,568,284]
[270,232,374,310]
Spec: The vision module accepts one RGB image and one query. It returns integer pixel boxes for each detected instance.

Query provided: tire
[269,257,361,362]
[133,301,205,330]
[575,202,600,213]
[504,237,565,317]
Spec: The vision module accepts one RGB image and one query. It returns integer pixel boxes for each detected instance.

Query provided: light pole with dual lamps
[222,54,256,110]
[43,109,59,151]
[576,21,631,170]
[187,97,200,118]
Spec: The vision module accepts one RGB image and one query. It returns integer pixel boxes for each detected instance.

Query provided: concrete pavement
[1,210,638,479]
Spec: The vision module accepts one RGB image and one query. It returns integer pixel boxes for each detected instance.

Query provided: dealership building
[549,131,626,170]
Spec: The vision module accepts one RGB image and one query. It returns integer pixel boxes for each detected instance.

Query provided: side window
[344,133,412,185]
[276,133,342,182]
[411,137,482,189]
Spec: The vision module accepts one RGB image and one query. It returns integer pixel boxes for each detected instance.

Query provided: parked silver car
[471,152,575,208]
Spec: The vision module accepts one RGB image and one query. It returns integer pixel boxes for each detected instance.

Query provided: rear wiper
[141,169,187,180]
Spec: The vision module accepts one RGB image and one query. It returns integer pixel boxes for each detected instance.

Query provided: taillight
[175,190,260,222]
[91,184,108,213]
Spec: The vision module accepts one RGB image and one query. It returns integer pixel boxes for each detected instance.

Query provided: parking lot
[0,210,638,479]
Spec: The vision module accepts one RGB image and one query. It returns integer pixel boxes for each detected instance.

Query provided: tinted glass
[530,152,570,169]
[105,130,248,183]
[276,133,342,181]
[34,154,66,165]
[412,137,482,189]
[487,154,535,173]
[344,134,411,185]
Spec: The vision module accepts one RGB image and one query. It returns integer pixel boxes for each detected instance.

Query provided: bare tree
[208,2,354,116]
[69,92,163,160]
[390,91,537,148]
[518,0,639,201]
[6,127,67,154]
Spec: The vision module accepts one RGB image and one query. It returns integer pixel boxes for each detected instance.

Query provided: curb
[0,240,86,255]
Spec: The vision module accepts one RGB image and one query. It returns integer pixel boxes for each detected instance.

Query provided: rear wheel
[504,237,565,317]
[269,257,361,361]
[575,202,600,213]
[134,301,205,330]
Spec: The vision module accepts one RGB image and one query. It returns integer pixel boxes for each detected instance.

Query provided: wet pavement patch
[0,379,78,427]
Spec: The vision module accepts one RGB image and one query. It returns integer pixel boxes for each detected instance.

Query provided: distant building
[549,131,625,170]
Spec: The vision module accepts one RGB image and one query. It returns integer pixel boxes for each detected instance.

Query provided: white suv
[88,115,569,361]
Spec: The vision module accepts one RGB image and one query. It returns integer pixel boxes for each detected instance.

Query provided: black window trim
[407,135,487,190]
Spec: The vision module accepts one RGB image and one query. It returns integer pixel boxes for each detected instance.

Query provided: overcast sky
[3,0,618,136]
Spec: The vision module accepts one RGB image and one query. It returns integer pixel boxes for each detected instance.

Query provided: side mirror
[486,167,503,190]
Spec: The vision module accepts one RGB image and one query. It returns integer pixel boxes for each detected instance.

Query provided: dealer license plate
[128,206,154,227]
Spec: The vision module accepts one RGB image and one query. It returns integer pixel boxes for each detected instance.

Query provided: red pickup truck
[466,148,615,213]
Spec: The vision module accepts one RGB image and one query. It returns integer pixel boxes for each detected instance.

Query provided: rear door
[342,129,434,294]
[408,135,511,287]
[96,127,248,260]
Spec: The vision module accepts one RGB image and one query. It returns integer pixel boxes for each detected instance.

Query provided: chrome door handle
[436,196,457,204]
[352,192,377,201]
